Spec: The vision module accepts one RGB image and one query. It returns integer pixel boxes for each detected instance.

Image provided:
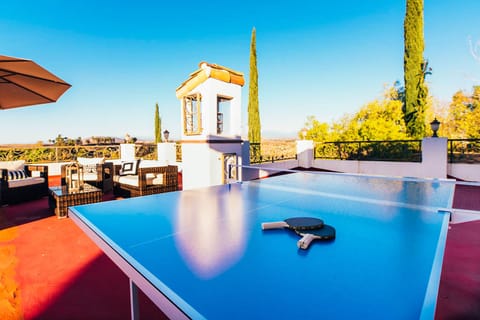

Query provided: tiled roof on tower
[176,62,244,98]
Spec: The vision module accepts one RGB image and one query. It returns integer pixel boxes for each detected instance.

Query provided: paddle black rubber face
[283,217,324,230]
[296,224,336,250]
[296,224,336,239]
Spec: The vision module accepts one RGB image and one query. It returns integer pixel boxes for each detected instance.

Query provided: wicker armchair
[113,164,178,198]
[0,164,49,205]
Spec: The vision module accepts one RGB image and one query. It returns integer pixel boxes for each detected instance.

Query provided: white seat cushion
[84,173,100,181]
[138,160,167,168]
[69,173,99,181]
[152,173,164,185]
[8,177,45,188]
[114,175,141,187]
[114,173,164,187]
[77,157,105,165]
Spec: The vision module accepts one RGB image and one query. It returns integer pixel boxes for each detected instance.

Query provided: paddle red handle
[261,221,287,230]
[297,233,315,250]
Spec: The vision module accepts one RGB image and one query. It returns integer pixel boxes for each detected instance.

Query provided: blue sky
[1,0,479,144]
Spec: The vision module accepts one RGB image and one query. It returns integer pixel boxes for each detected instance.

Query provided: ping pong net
[229,164,456,212]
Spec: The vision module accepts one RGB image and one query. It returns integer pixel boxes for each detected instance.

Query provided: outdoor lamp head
[430,118,440,137]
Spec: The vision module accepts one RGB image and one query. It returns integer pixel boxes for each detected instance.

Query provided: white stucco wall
[421,138,448,179]
[178,70,245,189]
[157,142,176,165]
[448,163,480,181]
[181,78,242,141]
[313,159,423,178]
[120,143,135,160]
[296,140,314,168]
[182,142,244,190]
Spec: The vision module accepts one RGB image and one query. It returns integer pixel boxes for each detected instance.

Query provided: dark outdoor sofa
[0,162,49,206]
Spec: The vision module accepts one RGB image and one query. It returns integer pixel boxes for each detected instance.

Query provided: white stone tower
[176,62,245,190]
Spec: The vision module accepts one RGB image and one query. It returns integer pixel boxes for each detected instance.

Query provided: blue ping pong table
[69,172,455,320]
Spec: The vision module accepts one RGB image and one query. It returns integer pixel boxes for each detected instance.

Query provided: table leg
[130,279,140,320]
[48,193,62,218]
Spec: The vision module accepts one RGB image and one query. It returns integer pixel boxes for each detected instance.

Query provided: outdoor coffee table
[49,184,102,218]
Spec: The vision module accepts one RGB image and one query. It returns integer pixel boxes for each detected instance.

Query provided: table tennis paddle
[262,217,324,231]
[296,224,336,250]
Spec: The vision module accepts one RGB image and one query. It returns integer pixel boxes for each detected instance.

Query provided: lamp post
[163,130,170,142]
[430,118,440,137]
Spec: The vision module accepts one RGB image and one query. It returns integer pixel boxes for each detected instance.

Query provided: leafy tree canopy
[437,86,480,138]
[302,84,480,142]
[49,134,80,146]
[301,84,408,142]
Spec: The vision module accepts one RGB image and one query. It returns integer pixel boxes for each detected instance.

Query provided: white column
[296,140,314,168]
[421,137,448,179]
[120,143,135,161]
[157,143,176,165]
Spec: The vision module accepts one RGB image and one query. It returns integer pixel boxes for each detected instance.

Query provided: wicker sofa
[60,157,114,193]
[0,160,49,205]
[113,161,178,198]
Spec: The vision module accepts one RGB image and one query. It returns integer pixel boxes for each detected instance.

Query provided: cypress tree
[403,0,427,138]
[248,27,261,159]
[154,103,162,143]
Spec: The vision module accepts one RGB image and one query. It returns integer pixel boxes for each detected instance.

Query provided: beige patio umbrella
[0,55,71,109]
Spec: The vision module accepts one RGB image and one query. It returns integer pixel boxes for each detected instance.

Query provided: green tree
[352,99,408,141]
[248,27,261,147]
[386,80,405,103]
[403,0,429,138]
[300,116,331,141]
[154,103,162,143]
[50,134,77,146]
[443,86,480,138]
[302,84,408,142]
